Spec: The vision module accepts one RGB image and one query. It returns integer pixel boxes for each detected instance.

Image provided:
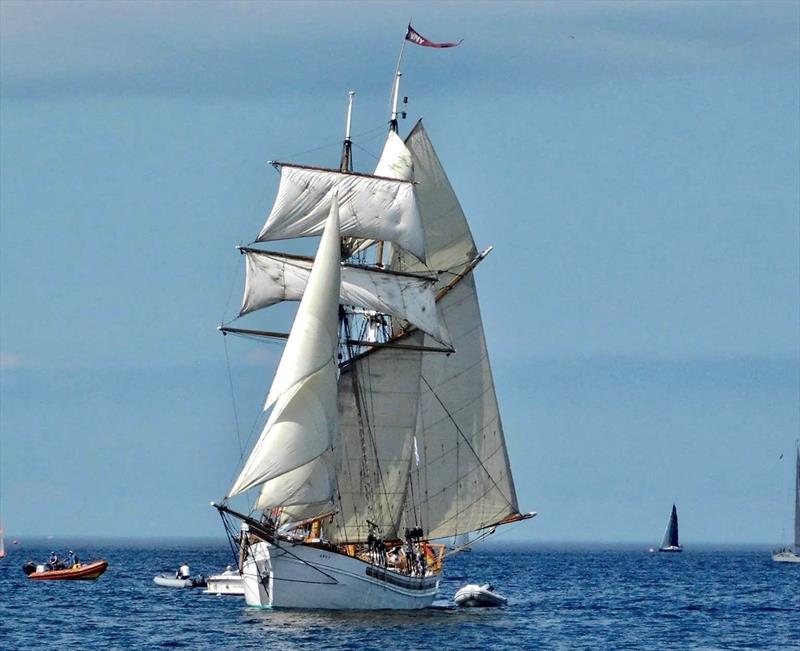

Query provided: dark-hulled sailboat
[658,504,682,553]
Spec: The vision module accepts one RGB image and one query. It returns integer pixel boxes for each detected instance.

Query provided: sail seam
[420,375,517,515]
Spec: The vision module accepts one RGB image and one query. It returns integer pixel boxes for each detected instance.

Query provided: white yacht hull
[242,540,439,609]
[771,550,800,563]
[204,570,245,595]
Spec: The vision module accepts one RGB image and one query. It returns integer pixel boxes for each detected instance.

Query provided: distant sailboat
[772,446,800,563]
[451,532,472,553]
[658,504,682,553]
[0,517,6,559]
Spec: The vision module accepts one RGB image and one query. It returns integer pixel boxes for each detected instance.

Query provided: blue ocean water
[0,541,797,650]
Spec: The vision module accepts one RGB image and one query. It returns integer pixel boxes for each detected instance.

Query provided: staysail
[227,199,341,500]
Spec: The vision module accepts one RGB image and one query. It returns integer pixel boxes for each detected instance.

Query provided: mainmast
[389,36,407,133]
[340,90,355,172]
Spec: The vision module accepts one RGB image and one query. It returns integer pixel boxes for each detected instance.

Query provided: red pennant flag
[405,24,463,49]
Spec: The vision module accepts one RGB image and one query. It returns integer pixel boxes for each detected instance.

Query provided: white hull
[205,570,245,595]
[658,546,683,553]
[772,550,800,563]
[242,540,439,609]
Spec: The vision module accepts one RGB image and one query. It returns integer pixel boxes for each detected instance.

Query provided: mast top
[341,90,356,172]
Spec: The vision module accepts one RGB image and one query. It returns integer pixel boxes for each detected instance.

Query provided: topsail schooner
[212,47,534,609]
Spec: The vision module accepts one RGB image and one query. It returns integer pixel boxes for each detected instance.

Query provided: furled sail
[227,199,341,499]
[390,122,521,539]
[328,333,425,543]
[257,164,426,261]
[239,250,451,345]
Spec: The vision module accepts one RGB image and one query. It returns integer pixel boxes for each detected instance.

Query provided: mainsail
[325,123,521,542]
[392,123,520,539]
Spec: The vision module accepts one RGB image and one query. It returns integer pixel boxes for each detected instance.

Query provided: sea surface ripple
[0,541,797,650]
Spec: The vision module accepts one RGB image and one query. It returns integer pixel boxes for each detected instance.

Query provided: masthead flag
[405,24,463,49]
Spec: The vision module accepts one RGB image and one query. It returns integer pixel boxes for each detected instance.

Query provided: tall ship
[211,32,534,609]
[658,504,682,553]
[772,446,800,564]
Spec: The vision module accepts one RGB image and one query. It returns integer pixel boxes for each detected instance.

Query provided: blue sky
[1,1,798,544]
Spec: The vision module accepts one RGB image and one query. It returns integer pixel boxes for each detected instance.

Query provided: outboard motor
[22,561,37,576]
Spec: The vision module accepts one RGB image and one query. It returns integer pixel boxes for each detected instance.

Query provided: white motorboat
[204,567,245,595]
[153,573,206,588]
[454,583,508,607]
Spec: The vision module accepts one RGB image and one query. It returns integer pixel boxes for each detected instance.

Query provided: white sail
[344,130,415,258]
[257,164,426,261]
[328,333,425,543]
[227,199,341,499]
[239,250,451,345]
[795,447,799,550]
[254,453,334,511]
[390,123,520,539]
[374,130,414,181]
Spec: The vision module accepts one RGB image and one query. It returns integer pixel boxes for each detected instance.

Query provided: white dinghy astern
[453,583,508,607]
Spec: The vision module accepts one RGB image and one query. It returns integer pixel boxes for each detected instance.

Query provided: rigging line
[282,124,387,161]
[219,510,243,567]
[419,375,517,513]
[220,250,243,324]
[223,335,244,460]
[346,314,400,534]
[352,142,380,162]
[360,350,402,530]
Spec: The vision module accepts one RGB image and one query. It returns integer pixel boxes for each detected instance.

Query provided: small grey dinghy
[153,573,207,588]
[454,583,508,607]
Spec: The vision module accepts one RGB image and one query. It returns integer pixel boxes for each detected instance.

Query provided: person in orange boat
[66,550,80,568]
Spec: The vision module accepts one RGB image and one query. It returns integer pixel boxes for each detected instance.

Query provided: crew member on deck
[177,562,190,579]
[48,551,60,570]
[67,550,80,568]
